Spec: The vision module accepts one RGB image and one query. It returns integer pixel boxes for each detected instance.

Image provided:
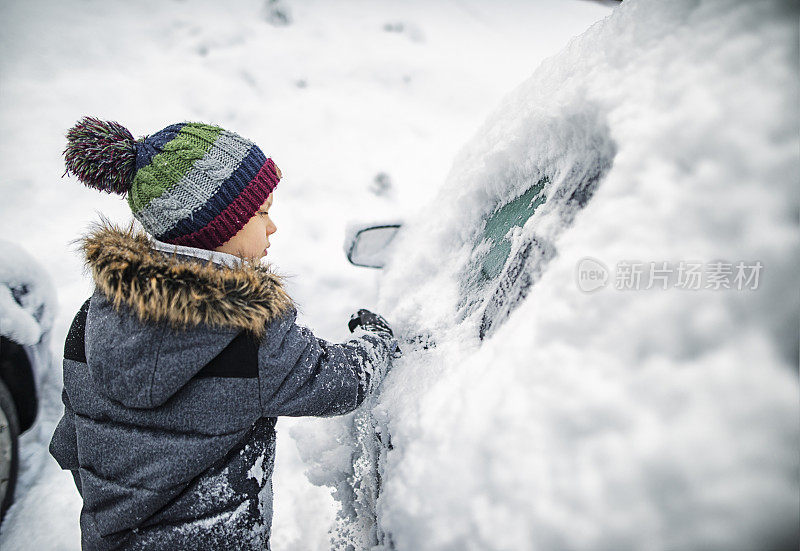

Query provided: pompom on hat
[64,116,281,250]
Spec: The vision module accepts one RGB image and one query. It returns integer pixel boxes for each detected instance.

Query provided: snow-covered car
[329,1,798,550]
[0,241,56,522]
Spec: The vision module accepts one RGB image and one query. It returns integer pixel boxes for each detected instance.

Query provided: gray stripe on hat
[135,131,255,237]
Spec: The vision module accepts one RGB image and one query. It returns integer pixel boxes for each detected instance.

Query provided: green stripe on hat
[128,123,223,213]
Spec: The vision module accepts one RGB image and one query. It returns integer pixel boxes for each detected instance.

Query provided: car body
[0,240,56,522]
[342,111,614,549]
[326,1,799,549]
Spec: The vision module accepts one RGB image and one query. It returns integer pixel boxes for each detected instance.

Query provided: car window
[459,159,608,340]
[459,177,548,316]
[478,179,547,282]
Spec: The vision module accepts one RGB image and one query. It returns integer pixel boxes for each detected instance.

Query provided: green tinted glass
[478,180,547,281]
[460,178,548,312]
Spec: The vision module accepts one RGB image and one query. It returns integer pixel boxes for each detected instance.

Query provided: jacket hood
[83,221,292,336]
[80,221,294,408]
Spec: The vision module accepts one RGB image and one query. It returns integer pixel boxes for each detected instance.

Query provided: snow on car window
[458,177,547,317]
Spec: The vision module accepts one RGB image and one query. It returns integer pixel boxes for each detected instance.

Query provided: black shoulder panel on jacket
[195,332,259,379]
[64,298,91,363]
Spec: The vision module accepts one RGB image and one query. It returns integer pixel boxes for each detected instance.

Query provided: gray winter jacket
[49,223,396,550]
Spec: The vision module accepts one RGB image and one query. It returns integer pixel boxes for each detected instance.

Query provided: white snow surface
[0,1,613,550]
[248,454,266,487]
[2,0,796,549]
[0,240,57,347]
[301,0,800,550]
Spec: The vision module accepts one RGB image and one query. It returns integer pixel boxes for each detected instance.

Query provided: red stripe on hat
[167,158,280,251]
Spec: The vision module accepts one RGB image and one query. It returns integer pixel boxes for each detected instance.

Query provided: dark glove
[348,308,393,337]
[349,309,402,358]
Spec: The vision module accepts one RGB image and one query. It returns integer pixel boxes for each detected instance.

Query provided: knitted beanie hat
[63,116,281,250]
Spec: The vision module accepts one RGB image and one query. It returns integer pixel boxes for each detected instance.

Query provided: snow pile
[0,240,57,346]
[299,0,799,549]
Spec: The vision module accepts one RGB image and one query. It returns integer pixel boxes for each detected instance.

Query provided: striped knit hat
[63,117,281,250]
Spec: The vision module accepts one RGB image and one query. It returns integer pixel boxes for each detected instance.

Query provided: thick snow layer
[299,0,799,549]
[0,1,611,549]
[0,240,57,347]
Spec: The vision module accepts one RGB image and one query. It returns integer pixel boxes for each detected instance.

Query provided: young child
[49,117,400,550]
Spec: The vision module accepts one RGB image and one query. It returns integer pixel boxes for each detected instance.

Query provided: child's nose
[267,218,277,236]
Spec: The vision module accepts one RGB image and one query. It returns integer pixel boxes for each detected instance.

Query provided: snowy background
[0,1,616,549]
[2,1,799,550]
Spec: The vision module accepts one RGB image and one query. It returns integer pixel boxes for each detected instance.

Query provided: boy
[49,117,399,550]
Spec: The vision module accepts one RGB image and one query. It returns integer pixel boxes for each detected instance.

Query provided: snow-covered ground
[0,1,614,549]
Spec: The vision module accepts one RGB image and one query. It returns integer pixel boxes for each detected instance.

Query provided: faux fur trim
[81,221,293,336]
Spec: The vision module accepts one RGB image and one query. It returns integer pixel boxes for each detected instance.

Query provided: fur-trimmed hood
[82,221,293,337]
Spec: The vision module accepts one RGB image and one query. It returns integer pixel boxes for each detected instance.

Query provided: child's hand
[348,309,402,358]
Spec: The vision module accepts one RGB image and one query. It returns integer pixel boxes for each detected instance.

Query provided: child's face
[214,192,277,260]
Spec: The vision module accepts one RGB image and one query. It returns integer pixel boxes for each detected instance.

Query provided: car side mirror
[345,223,402,268]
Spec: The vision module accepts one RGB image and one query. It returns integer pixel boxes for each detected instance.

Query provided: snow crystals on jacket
[49,222,396,550]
